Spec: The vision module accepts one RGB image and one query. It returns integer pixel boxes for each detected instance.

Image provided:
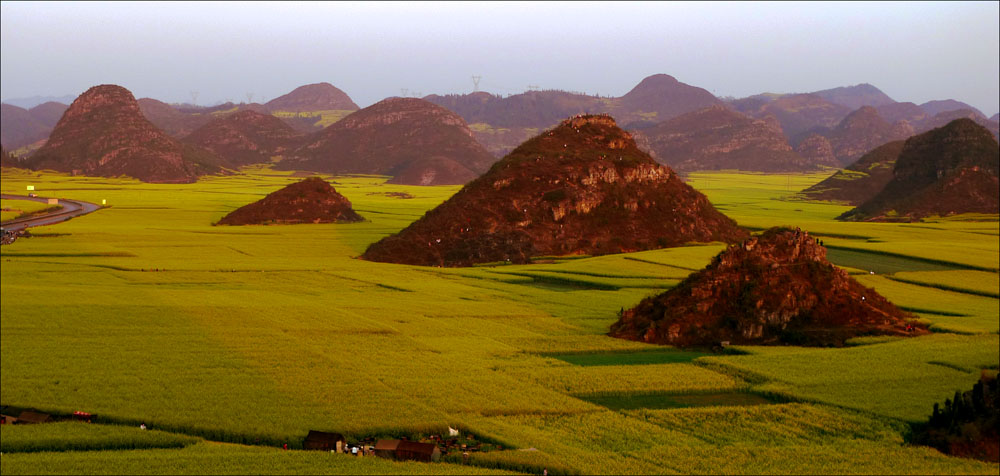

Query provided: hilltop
[610,227,925,347]
[824,106,914,165]
[362,114,747,267]
[799,140,905,205]
[25,84,223,183]
[425,74,722,156]
[182,110,305,167]
[638,106,816,172]
[1,102,67,150]
[812,83,896,110]
[264,82,359,112]
[277,98,495,185]
[217,177,362,225]
[840,119,999,221]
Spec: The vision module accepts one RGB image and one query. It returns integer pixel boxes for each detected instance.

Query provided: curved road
[1,194,102,232]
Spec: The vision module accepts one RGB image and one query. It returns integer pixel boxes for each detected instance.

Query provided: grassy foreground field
[1,166,997,474]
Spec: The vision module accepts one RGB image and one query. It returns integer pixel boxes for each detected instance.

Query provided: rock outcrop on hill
[217,177,362,225]
[638,106,814,172]
[609,227,925,347]
[840,119,999,221]
[825,106,914,165]
[812,83,896,110]
[799,140,905,205]
[277,98,496,185]
[264,82,359,112]
[794,134,840,168]
[26,85,223,183]
[182,110,304,167]
[362,114,747,267]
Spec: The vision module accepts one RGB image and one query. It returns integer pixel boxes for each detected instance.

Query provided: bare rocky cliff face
[362,114,747,267]
[277,97,495,185]
[27,85,222,183]
[217,177,362,225]
[610,227,925,347]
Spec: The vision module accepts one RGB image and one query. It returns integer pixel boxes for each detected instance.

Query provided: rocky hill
[793,134,839,167]
[1,101,68,150]
[138,98,214,138]
[384,156,478,186]
[26,85,223,183]
[638,106,814,172]
[920,100,985,118]
[877,102,929,125]
[616,74,722,123]
[824,106,914,165]
[812,83,896,110]
[734,93,853,142]
[264,82,358,112]
[362,115,747,267]
[277,98,496,185]
[217,177,362,225]
[609,227,925,347]
[840,119,999,221]
[182,110,304,167]
[920,110,999,139]
[425,74,722,157]
[799,140,905,205]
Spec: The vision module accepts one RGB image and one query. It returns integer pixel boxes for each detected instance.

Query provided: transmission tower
[246,92,254,104]
[471,75,482,92]
[527,84,539,91]
[401,88,409,97]
[190,91,199,105]
[412,91,422,98]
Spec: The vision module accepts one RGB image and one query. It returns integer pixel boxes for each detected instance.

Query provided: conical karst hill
[799,140,905,205]
[183,110,305,167]
[609,227,926,347]
[264,82,359,112]
[640,105,817,172]
[217,177,362,225]
[277,97,494,185]
[840,119,999,221]
[362,114,748,267]
[26,85,223,183]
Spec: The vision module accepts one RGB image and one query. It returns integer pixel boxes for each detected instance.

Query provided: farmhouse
[374,439,441,462]
[303,430,346,452]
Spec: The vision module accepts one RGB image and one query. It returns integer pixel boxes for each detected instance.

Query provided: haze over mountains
[2,75,998,186]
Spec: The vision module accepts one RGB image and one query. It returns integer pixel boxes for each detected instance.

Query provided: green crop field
[1,166,997,474]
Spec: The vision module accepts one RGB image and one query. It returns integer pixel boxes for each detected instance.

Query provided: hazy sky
[2,1,998,114]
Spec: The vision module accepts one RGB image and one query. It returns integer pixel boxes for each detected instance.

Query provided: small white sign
[26,185,34,191]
